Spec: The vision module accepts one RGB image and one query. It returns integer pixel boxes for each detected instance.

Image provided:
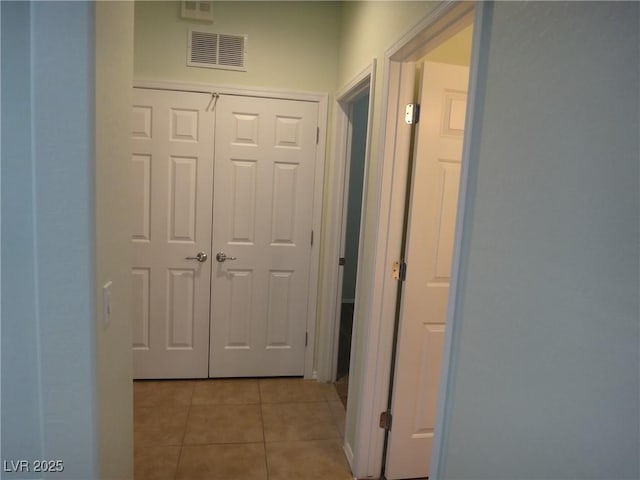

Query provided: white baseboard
[344,439,355,469]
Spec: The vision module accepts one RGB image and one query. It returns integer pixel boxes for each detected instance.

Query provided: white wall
[1,3,44,473]
[95,3,135,479]
[1,3,99,479]
[32,5,98,475]
[434,2,639,478]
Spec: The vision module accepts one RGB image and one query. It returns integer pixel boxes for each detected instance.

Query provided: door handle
[215,252,237,263]
[185,252,208,263]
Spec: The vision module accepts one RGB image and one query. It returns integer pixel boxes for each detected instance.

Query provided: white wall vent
[187,29,247,71]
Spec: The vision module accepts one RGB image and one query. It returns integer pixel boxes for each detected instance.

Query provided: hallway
[134,378,351,479]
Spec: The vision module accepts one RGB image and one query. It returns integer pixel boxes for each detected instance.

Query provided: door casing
[317,61,376,387]
[132,80,328,379]
[346,2,487,478]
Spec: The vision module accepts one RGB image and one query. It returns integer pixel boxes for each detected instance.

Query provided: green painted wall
[134,1,340,92]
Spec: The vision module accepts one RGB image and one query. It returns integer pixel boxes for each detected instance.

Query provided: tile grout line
[258,380,272,480]
[173,382,195,480]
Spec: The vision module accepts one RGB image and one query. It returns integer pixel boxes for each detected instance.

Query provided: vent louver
[188,29,247,71]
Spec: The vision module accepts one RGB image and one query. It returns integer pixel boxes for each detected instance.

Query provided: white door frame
[316,61,376,384]
[133,80,328,379]
[349,2,486,477]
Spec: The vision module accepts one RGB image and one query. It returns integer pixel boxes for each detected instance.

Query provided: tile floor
[134,378,352,480]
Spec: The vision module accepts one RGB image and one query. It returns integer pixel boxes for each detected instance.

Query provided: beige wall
[425,23,473,66]
[134,1,340,93]
[96,3,135,479]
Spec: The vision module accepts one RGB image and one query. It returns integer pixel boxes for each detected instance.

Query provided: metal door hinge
[305,332,308,347]
[311,230,314,247]
[379,410,392,430]
[316,127,320,144]
[392,260,407,281]
[338,257,345,266]
[405,103,420,124]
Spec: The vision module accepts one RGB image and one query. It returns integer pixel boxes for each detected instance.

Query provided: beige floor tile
[334,374,349,407]
[266,439,353,480]
[134,406,189,447]
[192,379,260,405]
[134,445,180,480]
[176,443,268,480]
[325,384,343,403]
[259,378,335,403]
[183,404,264,445]
[262,402,339,442]
[328,400,346,438]
[134,380,195,407]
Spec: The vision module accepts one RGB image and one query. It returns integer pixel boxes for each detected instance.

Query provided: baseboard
[343,439,355,469]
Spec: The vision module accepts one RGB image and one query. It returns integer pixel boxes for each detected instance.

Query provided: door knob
[185,252,208,263]
[215,252,237,262]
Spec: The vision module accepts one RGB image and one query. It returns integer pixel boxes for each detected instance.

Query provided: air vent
[188,29,247,71]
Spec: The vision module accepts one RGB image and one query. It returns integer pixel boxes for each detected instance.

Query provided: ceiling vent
[187,29,247,71]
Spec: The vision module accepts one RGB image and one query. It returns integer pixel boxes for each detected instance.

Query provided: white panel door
[131,88,214,379]
[385,61,469,479]
[210,95,318,377]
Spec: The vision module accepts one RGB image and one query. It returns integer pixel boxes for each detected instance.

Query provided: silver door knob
[185,252,208,262]
[215,252,237,262]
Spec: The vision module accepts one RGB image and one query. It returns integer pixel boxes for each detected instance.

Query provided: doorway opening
[319,62,375,412]
[382,21,474,480]
[335,90,369,408]
[347,2,484,478]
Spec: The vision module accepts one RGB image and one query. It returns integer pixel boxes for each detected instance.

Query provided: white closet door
[210,95,318,377]
[131,88,214,379]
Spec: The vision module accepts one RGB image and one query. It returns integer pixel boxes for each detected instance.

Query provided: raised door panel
[168,156,197,243]
[227,270,253,348]
[230,160,257,244]
[131,154,151,242]
[166,269,195,349]
[271,163,298,245]
[266,270,294,348]
[132,268,150,349]
[412,324,445,435]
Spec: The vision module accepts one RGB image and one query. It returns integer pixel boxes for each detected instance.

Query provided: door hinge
[338,257,345,266]
[405,103,420,124]
[305,332,308,347]
[316,127,320,144]
[379,410,392,430]
[311,230,314,247]
[392,260,407,281]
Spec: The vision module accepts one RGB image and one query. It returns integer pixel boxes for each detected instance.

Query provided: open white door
[210,95,319,377]
[385,61,469,479]
[131,88,214,379]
